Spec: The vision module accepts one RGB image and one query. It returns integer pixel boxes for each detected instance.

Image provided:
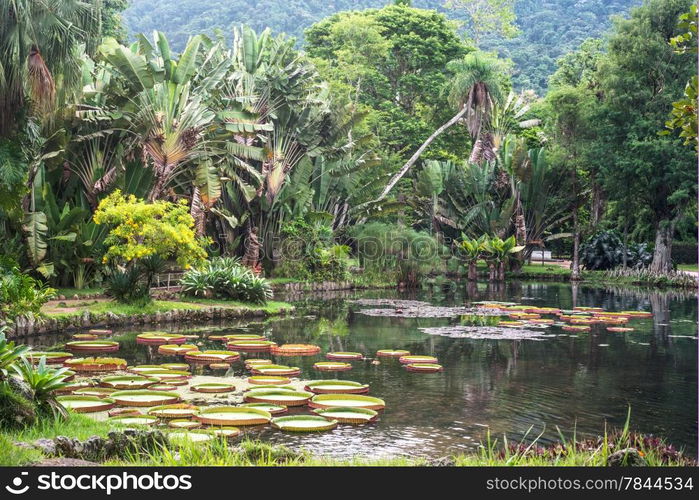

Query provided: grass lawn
[43,298,292,319]
[677,263,698,272]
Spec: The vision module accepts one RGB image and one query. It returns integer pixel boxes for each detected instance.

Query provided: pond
[30,281,698,460]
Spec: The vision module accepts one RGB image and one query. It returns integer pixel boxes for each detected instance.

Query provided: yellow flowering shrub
[94,190,209,268]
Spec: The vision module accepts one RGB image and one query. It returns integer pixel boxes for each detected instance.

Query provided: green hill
[122,0,640,94]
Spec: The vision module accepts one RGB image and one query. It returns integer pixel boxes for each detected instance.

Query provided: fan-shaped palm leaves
[0,0,100,132]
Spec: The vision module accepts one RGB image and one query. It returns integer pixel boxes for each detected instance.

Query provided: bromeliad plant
[180,257,272,304]
[13,356,70,418]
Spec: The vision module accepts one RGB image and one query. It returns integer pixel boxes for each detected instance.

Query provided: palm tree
[355,52,503,211]
[0,0,101,134]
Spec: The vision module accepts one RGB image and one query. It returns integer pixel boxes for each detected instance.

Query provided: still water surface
[36,281,698,459]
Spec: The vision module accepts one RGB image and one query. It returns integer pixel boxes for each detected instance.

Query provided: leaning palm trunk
[354,105,468,214]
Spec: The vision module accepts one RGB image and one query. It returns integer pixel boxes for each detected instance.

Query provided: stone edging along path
[7,304,295,338]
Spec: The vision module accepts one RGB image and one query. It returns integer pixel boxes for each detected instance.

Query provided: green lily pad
[313,407,378,424]
[304,380,369,394]
[57,395,116,413]
[109,415,158,426]
[309,394,385,410]
[110,390,180,407]
[244,389,313,407]
[195,406,271,426]
[271,415,337,432]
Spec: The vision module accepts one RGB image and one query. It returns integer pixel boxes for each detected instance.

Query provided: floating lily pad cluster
[418,302,653,339]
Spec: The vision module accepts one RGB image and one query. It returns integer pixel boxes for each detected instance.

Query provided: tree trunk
[622,219,629,269]
[571,207,581,280]
[467,261,477,281]
[497,261,505,281]
[650,219,675,273]
[354,105,468,217]
[488,262,496,282]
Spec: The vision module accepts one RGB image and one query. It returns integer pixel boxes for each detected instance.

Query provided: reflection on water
[31,281,698,459]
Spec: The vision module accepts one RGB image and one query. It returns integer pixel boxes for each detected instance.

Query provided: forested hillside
[122,0,639,93]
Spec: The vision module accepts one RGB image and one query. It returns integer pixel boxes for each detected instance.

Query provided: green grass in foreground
[1,411,691,467]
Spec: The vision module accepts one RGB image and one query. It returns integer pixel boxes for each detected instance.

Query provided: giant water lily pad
[326,352,363,361]
[138,370,191,382]
[247,375,291,385]
[168,430,214,443]
[88,329,113,336]
[304,380,369,395]
[240,403,288,415]
[148,404,199,419]
[27,352,72,364]
[210,427,242,440]
[195,407,271,426]
[110,390,180,407]
[376,349,410,358]
[404,363,443,373]
[191,383,235,394]
[210,334,265,342]
[226,340,277,352]
[398,355,438,365]
[57,395,116,413]
[309,394,385,410]
[168,419,201,429]
[185,351,240,364]
[420,326,549,341]
[109,415,158,426]
[313,361,352,372]
[271,415,337,432]
[245,359,273,369]
[66,341,119,353]
[100,376,158,390]
[271,344,321,356]
[244,389,313,407]
[158,344,199,356]
[55,381,94,394]
[73,387,116,398]
[64,357,127,372]
[250,365,301,376]
[313,407,378,424]
[136,333,187,346]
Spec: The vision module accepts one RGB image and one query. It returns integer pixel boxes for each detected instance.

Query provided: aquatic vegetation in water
[420,325,550,341]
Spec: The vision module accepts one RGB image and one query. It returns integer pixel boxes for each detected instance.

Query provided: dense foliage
[180,257,273,303]
[122,0,641,94]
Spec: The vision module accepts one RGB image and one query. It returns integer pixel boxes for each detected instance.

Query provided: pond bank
[6,299,294,338]
[2,413,693,467]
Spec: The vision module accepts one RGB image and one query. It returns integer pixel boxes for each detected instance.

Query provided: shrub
[181,257,272,304]
[0,267,55,320]
[580,230,652,270]
[350,222,445,286]
[274,218,349,281]
[672,241,698,265]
